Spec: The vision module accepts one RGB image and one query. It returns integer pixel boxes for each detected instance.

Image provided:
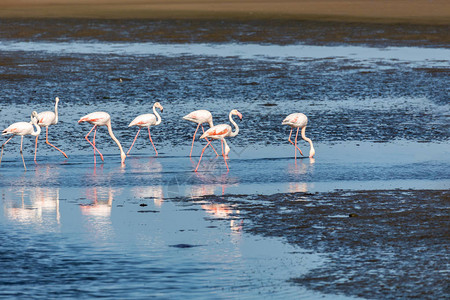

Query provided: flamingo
[282,113,315,159]
[78,112,126,164]
[1,111,41,171]
[34,96,68,162]
[127,102,163,156]
[195,109,242,172]
[183,109,218,157]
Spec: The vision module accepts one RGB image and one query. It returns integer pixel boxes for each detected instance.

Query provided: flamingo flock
[0,97,315,171]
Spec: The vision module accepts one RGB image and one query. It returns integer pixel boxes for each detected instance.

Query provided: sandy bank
[0,0,449,24]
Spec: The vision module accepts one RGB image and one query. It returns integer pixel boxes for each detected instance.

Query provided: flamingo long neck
[106,120,126,162]
[228,112,239,137]
[301,127,315,156]
[31,117,41,137]
[153,104,162,125]
[54,99,59,124]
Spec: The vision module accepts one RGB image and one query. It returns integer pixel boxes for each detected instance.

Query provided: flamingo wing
[78,112,110,125]
[37,111,56,126]
[2,122,33,135]
[129,114,156,127]
[200,124,231,139]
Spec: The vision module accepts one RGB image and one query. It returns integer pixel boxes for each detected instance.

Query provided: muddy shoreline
[0,0,449,25]
[171,189,450,299]
[0,19,449,48]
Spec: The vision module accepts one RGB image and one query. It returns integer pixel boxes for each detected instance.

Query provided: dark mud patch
[169,243,202,248]
[0,19,449,48]
[171,190,450,299]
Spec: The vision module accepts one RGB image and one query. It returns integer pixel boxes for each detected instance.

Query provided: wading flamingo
[183,109,218,157]
[78,112,126,164]
[127,102,163,156]
[282,113,315,159]
[195,109,242,172]
[34,96,68,162]
[1,111,41,171]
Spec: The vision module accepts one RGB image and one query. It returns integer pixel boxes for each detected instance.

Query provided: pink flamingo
[127,102,163,156]
[195,109,242,172]
[183,109,218,157]
[34,96,68,162]
[1,111,41,171]
[282,113,315,159]
[78,112,126,164]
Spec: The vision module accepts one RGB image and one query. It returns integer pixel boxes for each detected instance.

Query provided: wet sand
[0,0,449,24]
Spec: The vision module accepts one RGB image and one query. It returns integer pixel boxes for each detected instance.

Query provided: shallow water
[0,19,449,299]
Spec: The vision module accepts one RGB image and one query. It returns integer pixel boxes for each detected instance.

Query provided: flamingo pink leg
[201,125,219,156]
[189,124,200,157]
[288,128,304,156]
[84,125,104,163]
[34,135,38,163]
[148,127,158,156]
[221,139,229,172]
[127,128,141,156]
[194,139,212,172]
[294,127,300,160]
[20,136,26,170]
[45,127,68,158]
[0,136,15,166]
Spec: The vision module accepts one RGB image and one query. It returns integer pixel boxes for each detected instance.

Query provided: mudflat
[0,0,449,24]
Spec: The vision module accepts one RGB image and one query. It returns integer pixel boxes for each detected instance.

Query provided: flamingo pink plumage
[78,112,126,164]
[34,96,68,162]
[1,111,41,170]
[183,109,218,157]
[282,113,315,159]
[127,102,163,156]
[195,109,242,172]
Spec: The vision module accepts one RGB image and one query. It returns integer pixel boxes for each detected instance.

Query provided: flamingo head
[309,147,316,158]
[154,102,163,112]
[120,151,127,164]
[232,109,242,120]
[31,111,39,124]
[55,96,60,103]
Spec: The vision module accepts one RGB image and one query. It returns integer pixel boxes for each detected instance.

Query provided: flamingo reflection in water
[80,187,115,218]
[4,187,60,227]
[287,158,315,194]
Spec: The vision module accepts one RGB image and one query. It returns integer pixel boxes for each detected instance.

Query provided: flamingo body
[282,113,308,128]
[78,111,111,126]
[3,122,37,136]
[37,111,57,127]
[282,113,315,158]
[78,111,126,164]
[129,114,157,127]
[200,124,232,140]
[183,110,214,127]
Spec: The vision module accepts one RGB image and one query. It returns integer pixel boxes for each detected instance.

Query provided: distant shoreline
[0,0,449,25]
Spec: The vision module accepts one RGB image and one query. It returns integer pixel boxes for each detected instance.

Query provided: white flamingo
[1,111,41,170]
[34,96,68,162]
[127,102,163,156]
[183,109,218,157]
[282,113,315,159]
[78,112,126,164]
[195,109,242,172]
